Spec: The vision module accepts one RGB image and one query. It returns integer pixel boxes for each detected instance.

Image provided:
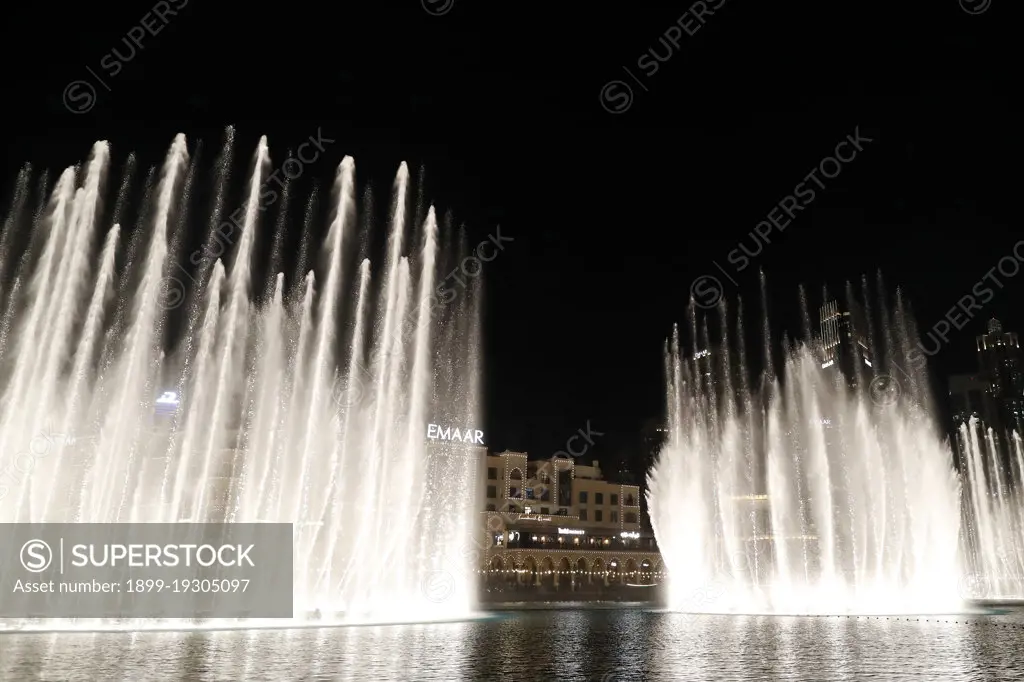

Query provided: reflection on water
[1,607,1023,681]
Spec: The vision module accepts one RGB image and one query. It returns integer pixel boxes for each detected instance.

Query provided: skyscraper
[819,300,873,388]
[948,318,1024,487]
[636,417,668,530]
[976,318,1024,438]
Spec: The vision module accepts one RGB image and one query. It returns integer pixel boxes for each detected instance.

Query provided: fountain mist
[0,130,481,626]
[649,274,967,615]
[957,422,1024,599]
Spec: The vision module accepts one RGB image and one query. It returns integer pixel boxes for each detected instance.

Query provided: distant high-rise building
[976,318,1024,437]
[685,343,748,401]
[636,418,668,531]
[819,300,873,388]
[948,318,1024,488]
[640,418,668,471]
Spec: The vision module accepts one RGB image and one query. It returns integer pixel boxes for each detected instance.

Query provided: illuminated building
[949,318,1024,487]
[819,299,872,388]
[976,318,1024,438]
[633,417,669,529]
[480,450,661,589]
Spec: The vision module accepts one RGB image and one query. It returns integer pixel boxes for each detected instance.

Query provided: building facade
[949,318,1024,488]
[479,451,662,589]
[819,299,872,388]
[976,318,1024,438]
[634,418,668,529]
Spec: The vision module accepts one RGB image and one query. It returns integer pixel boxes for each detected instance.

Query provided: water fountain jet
[650,277,970,615]
[0,130,481,630]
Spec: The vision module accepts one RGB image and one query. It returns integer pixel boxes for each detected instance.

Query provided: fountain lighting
[0,129,482,629]
[649,273,982,615]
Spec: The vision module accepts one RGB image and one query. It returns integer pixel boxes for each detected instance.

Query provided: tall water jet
[957,421,1024,599]
[0,131,482,628]
[649,279,965,615]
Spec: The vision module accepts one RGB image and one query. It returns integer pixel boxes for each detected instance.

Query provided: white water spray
[0,131,482,627]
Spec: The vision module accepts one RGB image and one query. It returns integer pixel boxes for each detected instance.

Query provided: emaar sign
[427,424,484,445]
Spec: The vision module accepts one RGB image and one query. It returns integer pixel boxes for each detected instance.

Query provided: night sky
[1,1,1016,470]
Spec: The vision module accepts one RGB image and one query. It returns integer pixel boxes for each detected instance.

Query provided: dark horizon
[2,1,1017,470]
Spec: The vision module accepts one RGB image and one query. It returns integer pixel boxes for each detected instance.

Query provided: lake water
[2,606,1023,680]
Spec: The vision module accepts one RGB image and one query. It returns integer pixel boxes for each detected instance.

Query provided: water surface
[2,606,1022,680]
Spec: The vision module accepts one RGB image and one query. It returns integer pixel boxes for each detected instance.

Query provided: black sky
[1,1,1018,469]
